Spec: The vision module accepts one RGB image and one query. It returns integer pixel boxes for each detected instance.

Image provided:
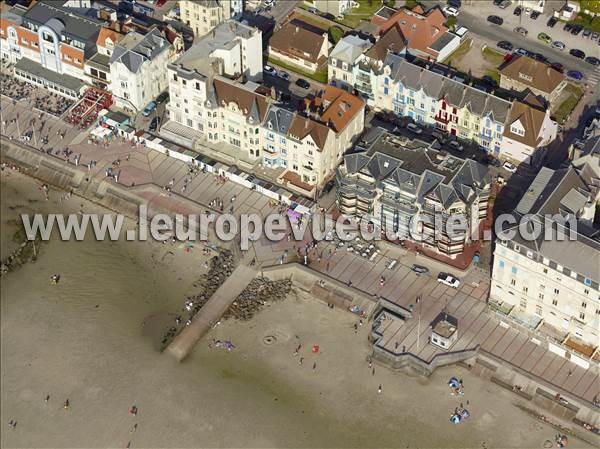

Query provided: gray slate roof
[110,28,169,74]
[23,0,101,43]
[385,55,512,123]
[343,127,490,209]
[329,34,373,66]
[265,105,295,135]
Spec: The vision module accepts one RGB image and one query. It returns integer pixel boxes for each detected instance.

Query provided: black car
[295,78,310,89]
[547,16,557,27]
[550,62,564,72]
[570,48,586,59]
[564,23,573,32]
[530,10,540,19]
[497,40,513,51]
[571,25,583,35]
[532,52,547,62]
[149,116,160,132]
[411,264,430,275]
[156,92,169,104]
[487,15,503,25]
[481,75,498,87]
[585,56,600,66]
[513,6,522,15]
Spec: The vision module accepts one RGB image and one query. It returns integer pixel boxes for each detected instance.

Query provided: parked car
[481,75,498,87]
[514,47,529,56]
[530,10,540,19]
[278,70,290,81]
[142,101,157,117]
[514,26,528,36]
[406,123,423,134]
[149,116,160,132]
[448,140,464,152]
[585,56,600,66]
[307,6,317,14]
[569,48,586,59]
[592,32,599,41]
[156,92,169,105]
[447,0,462,8]
[503,161,517,173]
[513,6,522,15]
[563,23,573,32]
[443,5,459,16]
[487,15,503,25]
[537,32,552,44]
[547,16,558,27]
[550,62,564,72]
[263,65,276,75]
[582,28,592,38]
[566,70,583,80]
[532,52,547,62]
[437,273,460,288]
[295,78,310,89]
[495,0,511,8]
[497,40,513,51]
[411,264,429,275]
[551,40,565,50]
[571,25,583,35]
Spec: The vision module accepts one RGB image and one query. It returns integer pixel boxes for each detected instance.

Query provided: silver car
[551,40,565,50]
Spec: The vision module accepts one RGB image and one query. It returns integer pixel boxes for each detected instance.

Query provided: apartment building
[85,27,123,90]
[166,21,364,192]
[499,55,567,105]
[336,127,491,257]
[109,28,173,112]
[380,55,512,154]
[490,163,599,350]
[179,0,234,39]
[328,33,373,93]
[0,0,102,97]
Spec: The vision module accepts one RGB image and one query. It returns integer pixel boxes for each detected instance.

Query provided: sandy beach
[0,170,594,448]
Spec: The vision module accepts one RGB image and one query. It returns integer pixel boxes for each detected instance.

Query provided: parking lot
[423,0,600,88]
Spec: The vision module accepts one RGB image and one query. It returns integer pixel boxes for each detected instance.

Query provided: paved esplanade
[166,264,257,362]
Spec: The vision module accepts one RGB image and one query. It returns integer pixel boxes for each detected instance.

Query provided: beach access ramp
[166,264,257,362]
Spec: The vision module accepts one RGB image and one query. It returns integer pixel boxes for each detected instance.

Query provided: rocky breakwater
[225,277,293,321]
[1,228,41,277]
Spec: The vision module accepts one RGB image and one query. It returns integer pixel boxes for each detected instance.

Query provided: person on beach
[64,399,70,409]
[377,385,382,394]
[44,394,50,403]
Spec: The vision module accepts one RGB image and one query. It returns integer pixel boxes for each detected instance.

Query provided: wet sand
[0,170,592,448]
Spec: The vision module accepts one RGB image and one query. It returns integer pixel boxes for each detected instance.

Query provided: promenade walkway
[166,264,257,362]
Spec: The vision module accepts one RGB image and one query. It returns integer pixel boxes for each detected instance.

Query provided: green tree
[328,26,345,44]
[446,15,457,30]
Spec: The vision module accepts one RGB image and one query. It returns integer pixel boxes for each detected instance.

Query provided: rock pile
[185,250,235,315]
[0,237,40,277]
[224,277,292,321]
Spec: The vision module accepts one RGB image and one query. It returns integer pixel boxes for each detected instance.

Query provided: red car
[155,0,167,7]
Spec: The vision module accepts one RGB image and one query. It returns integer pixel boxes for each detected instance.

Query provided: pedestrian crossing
[589,66,600,85]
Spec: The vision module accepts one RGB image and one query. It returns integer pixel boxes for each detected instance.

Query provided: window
[520,298,527,308]
[173,74,178,81]
[552,299,558,306]
[522,287,528,293]
[538,293,544,300]
[498,260,505,268]
[543,268,548,274]
[535,305,542,316]
[511,279,516,286]
[511,266,518,274]
[584,288,589,295]
[579,312,585,320]
[554,288,559,294]
[582,302,587,308]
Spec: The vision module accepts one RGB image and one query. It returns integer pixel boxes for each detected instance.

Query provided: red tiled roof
[374,6,447,58]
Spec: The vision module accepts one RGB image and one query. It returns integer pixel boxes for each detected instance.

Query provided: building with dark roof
[491,159,600,349]
[0,0,103,96]
[109,27,173,112]
[336,127,491,257]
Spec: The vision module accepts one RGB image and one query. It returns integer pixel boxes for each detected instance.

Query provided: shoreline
[3,143,596,445]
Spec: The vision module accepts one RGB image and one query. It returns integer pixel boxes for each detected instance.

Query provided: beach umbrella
[449,414,461,425]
